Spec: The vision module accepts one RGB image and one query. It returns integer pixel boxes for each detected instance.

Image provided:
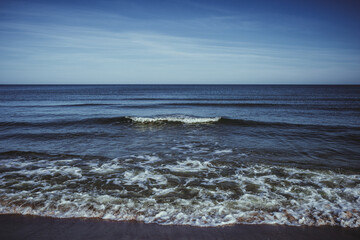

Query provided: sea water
[0,85,359,227]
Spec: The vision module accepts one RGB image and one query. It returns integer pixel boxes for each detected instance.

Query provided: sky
[0,0,360,84]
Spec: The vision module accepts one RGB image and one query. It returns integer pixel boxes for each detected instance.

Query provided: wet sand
[0,214,359,240]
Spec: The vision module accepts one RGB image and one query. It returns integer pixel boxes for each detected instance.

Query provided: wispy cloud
[0,4,359,84]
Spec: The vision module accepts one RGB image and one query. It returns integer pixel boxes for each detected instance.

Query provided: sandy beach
[1,214,359,240]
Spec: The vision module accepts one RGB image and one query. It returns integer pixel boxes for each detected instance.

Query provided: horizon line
[0,83,359,86]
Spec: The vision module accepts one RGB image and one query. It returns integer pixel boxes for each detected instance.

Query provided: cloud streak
[0,2,359,84]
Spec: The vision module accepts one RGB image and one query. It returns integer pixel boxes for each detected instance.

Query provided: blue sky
[0,0,360,84]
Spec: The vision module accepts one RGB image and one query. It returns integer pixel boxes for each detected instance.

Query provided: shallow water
[0,85,359,227]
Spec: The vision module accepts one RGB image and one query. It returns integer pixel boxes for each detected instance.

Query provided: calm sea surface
[0,85,359,227]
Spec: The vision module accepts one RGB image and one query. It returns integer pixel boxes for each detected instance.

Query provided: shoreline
[1,214,359,240]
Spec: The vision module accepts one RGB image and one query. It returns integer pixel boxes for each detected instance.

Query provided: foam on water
[165,158,215,173]
[214,149,233,154]
[0,155,359,228]
[129,116,221,124]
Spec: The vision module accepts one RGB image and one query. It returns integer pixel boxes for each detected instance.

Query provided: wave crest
[1,116,359,130]
[129,116,221,124]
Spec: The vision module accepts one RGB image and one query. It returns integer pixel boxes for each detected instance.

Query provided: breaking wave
[129,116,221,124]
[1,115,359,130]
[0,152,359,228]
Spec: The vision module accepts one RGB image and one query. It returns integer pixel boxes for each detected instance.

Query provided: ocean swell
[2,115,359,129]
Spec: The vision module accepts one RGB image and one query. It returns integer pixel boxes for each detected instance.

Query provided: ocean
[0,84,359,227]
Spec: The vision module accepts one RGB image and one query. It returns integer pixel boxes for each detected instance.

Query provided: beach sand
[1,214,359,240]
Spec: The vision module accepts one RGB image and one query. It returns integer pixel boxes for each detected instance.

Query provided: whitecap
[129,116,221,124]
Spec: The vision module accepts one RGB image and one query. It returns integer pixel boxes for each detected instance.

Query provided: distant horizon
[1,0,360,84]
[1,83,359,86]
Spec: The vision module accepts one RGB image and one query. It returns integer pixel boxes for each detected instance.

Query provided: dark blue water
[0,85,359,227]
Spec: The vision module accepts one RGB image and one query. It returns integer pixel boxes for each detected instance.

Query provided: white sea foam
[214,149,233,154]
[0,156,359,228]
[138,155,162,163]
[165,158,215,172]
[129,116,221,124]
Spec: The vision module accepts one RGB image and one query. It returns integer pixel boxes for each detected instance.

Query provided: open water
[0,85,359,227]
